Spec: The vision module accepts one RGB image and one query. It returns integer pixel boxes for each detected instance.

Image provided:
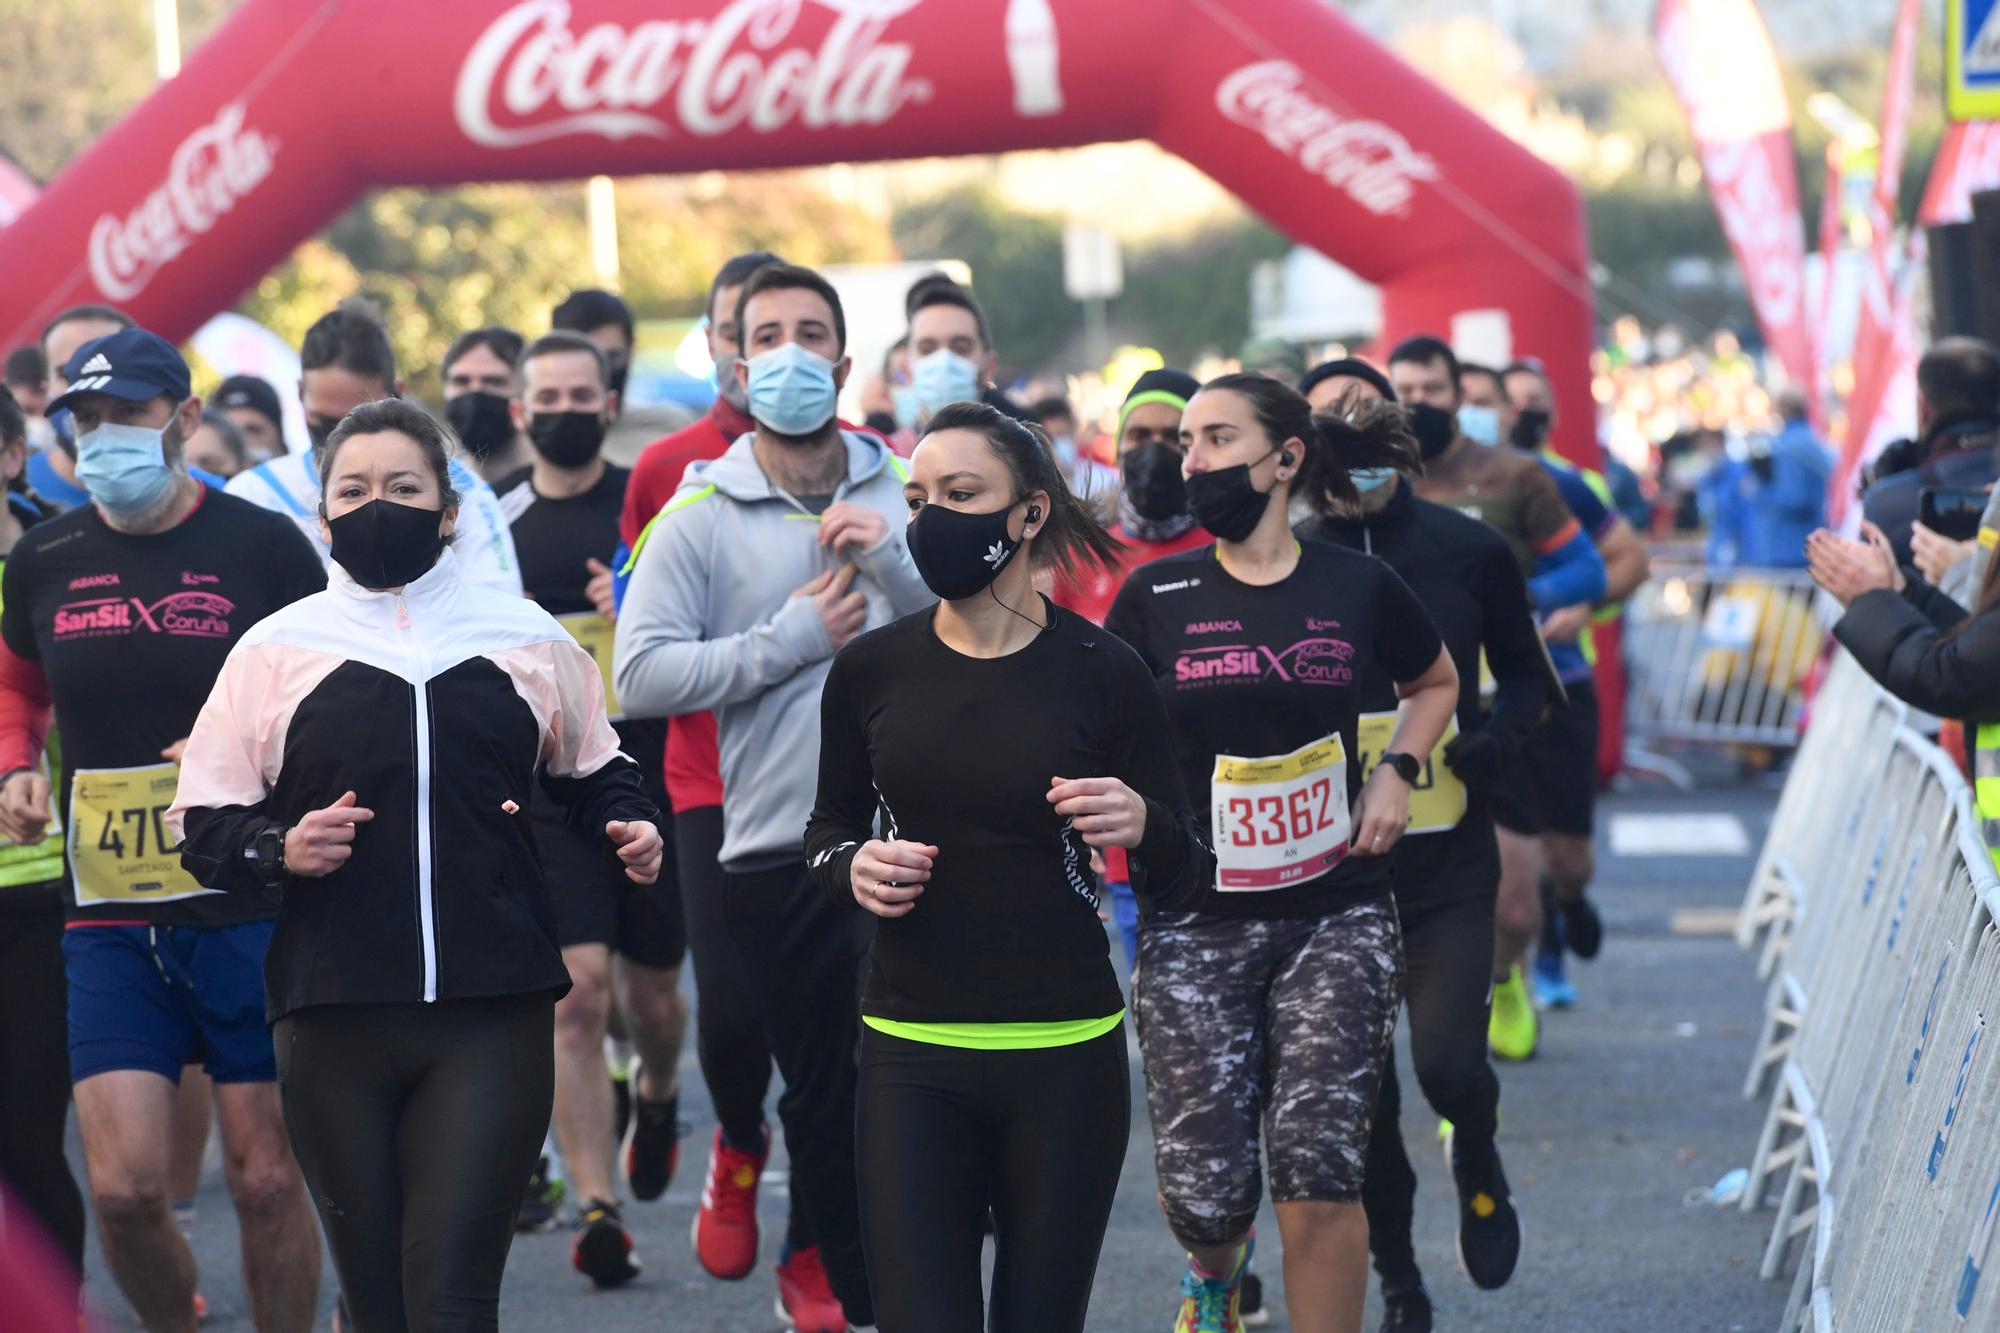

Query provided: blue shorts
[62,920,277,1085]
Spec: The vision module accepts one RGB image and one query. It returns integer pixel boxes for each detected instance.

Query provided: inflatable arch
[0,0,1596,458]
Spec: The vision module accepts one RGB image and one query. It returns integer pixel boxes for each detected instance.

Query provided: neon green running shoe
[1489,966,1538,1062]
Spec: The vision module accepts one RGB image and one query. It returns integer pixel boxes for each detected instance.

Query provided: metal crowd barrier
[1733,648,2000,1330]
[1625,565,1828,784]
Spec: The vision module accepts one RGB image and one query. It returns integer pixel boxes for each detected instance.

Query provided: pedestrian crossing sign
[1950,0,2000,120]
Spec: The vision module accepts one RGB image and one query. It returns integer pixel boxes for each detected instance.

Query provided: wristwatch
[1379,751,1423,785]
[247,825,291,886]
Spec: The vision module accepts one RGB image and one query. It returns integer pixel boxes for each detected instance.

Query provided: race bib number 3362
[1211,734,1350,891]
[68,764,216,907]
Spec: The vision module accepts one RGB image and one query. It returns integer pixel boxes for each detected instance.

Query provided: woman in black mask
[168,397,663,1331]
[441,326,531,483]
[1104,373,1459,1332]
[805,401,1212,1332]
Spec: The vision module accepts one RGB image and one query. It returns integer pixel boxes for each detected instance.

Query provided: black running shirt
[1105,540,1442,918]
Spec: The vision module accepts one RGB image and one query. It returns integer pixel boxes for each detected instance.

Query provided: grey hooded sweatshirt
[612,428,934,871]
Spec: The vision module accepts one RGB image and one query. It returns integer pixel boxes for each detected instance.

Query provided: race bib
[559,612,623,722]
[1356,712,1467,836]
[1212,733,1351,891]
[68,764,215,907]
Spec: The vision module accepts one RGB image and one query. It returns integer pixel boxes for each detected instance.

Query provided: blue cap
[49,329,192,416]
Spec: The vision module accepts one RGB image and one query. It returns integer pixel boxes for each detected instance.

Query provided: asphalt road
[75,784,1791,1332]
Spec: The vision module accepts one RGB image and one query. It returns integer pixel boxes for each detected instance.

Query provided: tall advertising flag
[1656,0,1813,394]
[1831,0,1923,521]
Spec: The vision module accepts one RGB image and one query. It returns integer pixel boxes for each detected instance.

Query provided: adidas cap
[49,328,193,416]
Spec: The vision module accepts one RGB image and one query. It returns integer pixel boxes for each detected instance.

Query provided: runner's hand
[851,838,937,918]
[1048,776,1147,849]
[813,563,868,651]
[1540,603,1591,644]
[607,819,662,884]
[1350,767,1411,858]
[0,770,50,844]
[160,737,189,764]
[1910,521,1974,588]
[584,558,617,621]
[1443,728,1504,789]
[819,502,888,556]
[284,791,376,878]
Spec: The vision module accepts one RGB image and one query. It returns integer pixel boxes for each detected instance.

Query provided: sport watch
[1379,751,1423,786]
[247,825,291,886]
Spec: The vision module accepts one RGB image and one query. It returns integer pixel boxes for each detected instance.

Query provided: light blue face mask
[1457,404,1501,447]
[76,421,178,515]
[912,348,979,417]
[744,342,839,437]
[891,384,921,431]
[1349,466,1397,493]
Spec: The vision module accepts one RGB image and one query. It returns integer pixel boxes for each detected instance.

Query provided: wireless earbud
[1026,505,1042,523]
[1280,452,1296,467]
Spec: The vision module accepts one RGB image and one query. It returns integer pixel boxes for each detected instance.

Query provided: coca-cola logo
[454,0,933,149]
[1215,61,1437,217]
[87,104,277,303]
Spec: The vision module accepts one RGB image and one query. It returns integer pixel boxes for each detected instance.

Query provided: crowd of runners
[0,251,1647,1333]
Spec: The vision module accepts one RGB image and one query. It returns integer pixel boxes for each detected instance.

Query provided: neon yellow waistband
[861,1010,1125,1050]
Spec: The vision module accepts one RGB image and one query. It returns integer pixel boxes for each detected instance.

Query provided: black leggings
[274,993,554,1333]
[0,890,85,1280]
[856,1024,1130,1333]
[1362,878,1502,1288]
[677,807,808,1244]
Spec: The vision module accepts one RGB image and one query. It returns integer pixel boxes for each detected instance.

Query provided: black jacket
[169,551,656,1022]
[1834,576,2000,727]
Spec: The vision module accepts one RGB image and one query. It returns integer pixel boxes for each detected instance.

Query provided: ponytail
[1306,395,1422,515]
[919,401,1123,578]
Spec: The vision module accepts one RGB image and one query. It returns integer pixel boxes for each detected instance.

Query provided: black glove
[1442,728,1506,791]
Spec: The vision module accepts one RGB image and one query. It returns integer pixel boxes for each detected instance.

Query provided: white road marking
[1609,812,1751,857]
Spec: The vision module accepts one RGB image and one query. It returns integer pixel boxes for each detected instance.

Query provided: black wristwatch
[247,825,291,886]
[1379,751,1423,786]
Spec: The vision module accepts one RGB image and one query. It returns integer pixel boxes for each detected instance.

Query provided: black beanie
[1299,357,1396,403]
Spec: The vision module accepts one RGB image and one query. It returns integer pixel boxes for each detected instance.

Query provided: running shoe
[694,1124,767,1279]
[1378,1282,1434,1332]
[572,1199,642,1288]
[192,1291,208,1323]
[516,1152,566,1232]
[1561,894,1604,960]
[774,1245,845,1333]
[1531,941,1577,1010]
[1488,966,1538,1061]
[1173,1231,1253,1333]
[1443,1129,1521,1290]
[1239,1267,1270,1326]
[625,1088,682,1202]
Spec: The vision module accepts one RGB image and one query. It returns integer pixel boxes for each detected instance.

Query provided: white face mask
[912,348,979,417]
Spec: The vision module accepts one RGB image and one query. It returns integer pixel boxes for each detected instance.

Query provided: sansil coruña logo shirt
[1105,540,1442,918]
[0,490,328,925]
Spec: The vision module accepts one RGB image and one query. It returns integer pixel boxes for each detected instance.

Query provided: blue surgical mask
[912,348,978,417]
[1458,404,1500,447]
[744,343,838,437]
[76,421,178,515]
[1349,466,1397,493]
[891,384,921,431]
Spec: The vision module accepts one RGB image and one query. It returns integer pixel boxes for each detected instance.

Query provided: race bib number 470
[68,764,216,907]
[1212,734,1351,891]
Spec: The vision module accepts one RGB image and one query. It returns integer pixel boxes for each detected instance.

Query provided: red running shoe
[692,1124,766,1279]
[774,1246,845,1333]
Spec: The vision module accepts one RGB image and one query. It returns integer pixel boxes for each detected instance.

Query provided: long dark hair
[920,401,1121,577]
[1199,372,1418,512]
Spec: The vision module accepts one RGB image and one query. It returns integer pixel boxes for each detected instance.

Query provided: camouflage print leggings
[1134,895,1403,1247]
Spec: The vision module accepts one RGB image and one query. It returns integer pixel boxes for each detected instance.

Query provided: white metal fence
[1735,649,2000,1330]
[1625,564,1827,757]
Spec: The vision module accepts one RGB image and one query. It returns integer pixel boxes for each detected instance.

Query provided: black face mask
[906,501,1022,602]
[1406,402,1458,461]
[444,392,516,460]
[1120,441,1189,521]
[1509,407,1551,450]
[306,417,333,454]
[607,362,630,412]
[327,499,448,590]
[1184,457,1277,543]
[527,411,607,469]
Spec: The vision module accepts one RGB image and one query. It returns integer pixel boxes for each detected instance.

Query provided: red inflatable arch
[0,0,1596,459]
